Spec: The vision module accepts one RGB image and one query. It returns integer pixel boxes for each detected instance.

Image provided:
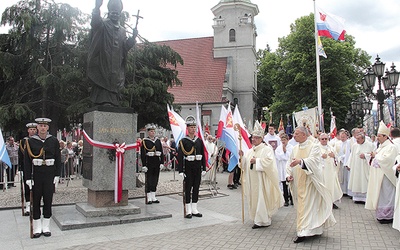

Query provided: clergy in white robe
[366,121,398,223]
[263,124,281,151]
[275,133,293,206]
[335,131,351,196]
[346,133,374,203]
[204,135,218,181]
[392,155,400,232]
[286,127,336,243]
[318,133,343,206]
[241,121,283,229]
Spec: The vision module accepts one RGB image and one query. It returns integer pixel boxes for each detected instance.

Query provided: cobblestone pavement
[1,171,400,249]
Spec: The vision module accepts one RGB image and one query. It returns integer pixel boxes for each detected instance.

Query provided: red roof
[156,37,227,104]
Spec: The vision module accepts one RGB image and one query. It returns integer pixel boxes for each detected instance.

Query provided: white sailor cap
[35,118,52,124]
[185,115,196,126]
[145,124,156,131]
[26,122,38,128]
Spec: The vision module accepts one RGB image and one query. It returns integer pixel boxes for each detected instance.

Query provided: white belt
[146,151,161,157]
[32,159,55,166]
[186,155,202,162]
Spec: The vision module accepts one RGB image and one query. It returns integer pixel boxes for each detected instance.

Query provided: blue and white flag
[0,128,12,168]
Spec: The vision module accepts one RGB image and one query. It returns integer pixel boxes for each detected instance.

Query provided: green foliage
[257,14,371,131]
[124,41,183,129]
[0,1,184,136]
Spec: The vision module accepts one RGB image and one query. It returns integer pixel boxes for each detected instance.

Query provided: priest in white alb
[346,133,374,203]
[318,133,343,209]
[240,121,283,229]
[286,126,336,243]
[366,121,398,224]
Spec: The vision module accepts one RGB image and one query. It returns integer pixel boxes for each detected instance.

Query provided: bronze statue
[87,0,138,107]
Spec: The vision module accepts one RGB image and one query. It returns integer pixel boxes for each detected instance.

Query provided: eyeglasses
[320,138,328,140]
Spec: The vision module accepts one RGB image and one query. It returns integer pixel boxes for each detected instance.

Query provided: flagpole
[234,123,245,224]
[314,0,323,132]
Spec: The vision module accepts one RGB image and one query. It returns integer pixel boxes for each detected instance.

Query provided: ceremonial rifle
[20,170,24,216]
[19,140,25,216]
[182,157,186,218]
[234,124,245,224]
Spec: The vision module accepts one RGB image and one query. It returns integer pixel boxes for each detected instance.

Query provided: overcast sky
[1,0,399,68]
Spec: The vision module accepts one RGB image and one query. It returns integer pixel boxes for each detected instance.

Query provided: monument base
[76,202,140,217]
[88,189,129,208]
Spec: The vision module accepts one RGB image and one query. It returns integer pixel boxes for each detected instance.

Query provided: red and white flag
[196,102,210,170]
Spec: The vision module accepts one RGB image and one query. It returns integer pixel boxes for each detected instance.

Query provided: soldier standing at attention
[24,118,61,238]
[141,125,163,204]
[177,116,206,218]
[18,122,37,216]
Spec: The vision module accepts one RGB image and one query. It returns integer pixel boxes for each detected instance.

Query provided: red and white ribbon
[83,130,140,203]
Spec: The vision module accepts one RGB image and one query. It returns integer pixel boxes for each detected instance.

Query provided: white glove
[179,172,186,179]
[26,180,34,190]
[53,176,60,187]
[201,171,207,176]
[160,164,164,170]
[142,166,148,173]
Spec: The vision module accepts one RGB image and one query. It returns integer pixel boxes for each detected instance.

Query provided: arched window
[229,29,236,42]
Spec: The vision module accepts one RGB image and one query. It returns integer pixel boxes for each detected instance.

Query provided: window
[229,29,236,42]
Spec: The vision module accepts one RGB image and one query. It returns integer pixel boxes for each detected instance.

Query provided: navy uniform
[18,122,37,216]
[140,125,163,204]
[177,116,206,218]
[24,118,61,238]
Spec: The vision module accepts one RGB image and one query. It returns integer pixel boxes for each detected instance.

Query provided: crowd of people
[3,116,400,241]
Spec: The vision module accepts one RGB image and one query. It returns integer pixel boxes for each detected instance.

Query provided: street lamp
[382,63,400,126]
[362,55,386,121]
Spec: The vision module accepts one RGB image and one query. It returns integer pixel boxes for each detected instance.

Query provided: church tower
[212,0,259,124]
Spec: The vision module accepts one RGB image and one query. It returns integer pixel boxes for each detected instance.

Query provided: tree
[124,40,183,129]
[0,0,89,135]
[0,1,183,136]
[257,14,370,131]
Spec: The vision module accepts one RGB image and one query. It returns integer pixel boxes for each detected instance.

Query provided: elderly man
[286,126,336,243]
[346,133,374,204]
[318,133,342,209]
[366,121,398,224]
[240,121,283,229]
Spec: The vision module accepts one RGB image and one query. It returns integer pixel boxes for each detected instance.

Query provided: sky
[1,0,399,69]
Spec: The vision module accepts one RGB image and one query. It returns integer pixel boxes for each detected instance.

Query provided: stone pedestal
[81,107,137,209]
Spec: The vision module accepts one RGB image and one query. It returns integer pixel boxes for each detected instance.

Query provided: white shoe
[42,218,51,237]
[191,203,202,217]
[24,202,30,216]
[185,203,192,218]
[33,219,42,238]
[151,192,160,203]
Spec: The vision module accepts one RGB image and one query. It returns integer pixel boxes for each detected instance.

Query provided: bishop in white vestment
[241,121,283,229]
[286,127,336,243]
[366,121,398,223]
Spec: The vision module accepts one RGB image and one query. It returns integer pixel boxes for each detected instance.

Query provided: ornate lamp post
[382,63,400,126]
[362,55,386,121]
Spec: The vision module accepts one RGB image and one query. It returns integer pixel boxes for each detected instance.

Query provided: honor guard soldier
[177,116,206,218]
[24,118,61,238]
[18,122,37,216]
[141,124,163,204]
